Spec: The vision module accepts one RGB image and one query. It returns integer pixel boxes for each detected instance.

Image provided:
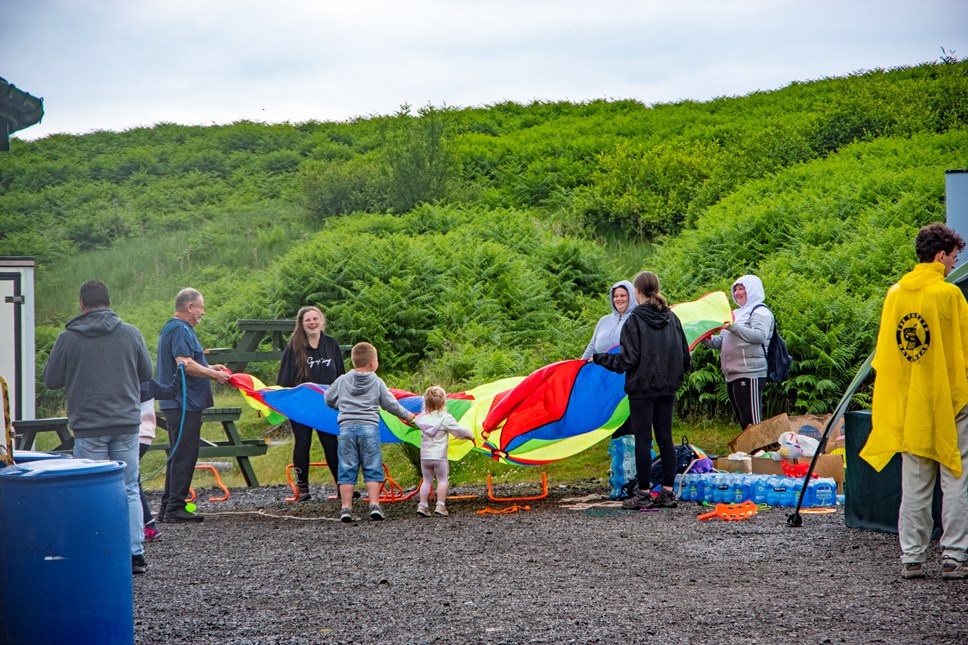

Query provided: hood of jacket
[609,280,635,317]
[732,274,766,319]
[631,302,672,329]
[346,370,379,397]
[65,308,122,337]
[898,261,946,291]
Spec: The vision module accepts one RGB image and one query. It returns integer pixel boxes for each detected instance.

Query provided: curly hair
[915,222,965,263]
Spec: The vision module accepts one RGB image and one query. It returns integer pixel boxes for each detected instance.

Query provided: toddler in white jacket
[414,386,473,516]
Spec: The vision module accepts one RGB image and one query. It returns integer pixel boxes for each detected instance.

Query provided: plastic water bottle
[752,475,768,504]
[675,474,689,501]
[730,474,748,503]
[688,474,701,502]
[811,479,837,507]
[765,477,782,506]
[789,477,805,507]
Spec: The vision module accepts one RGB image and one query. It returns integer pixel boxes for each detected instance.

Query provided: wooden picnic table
[13,407,268,487]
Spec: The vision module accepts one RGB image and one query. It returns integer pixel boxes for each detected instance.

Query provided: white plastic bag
[777,431,820,459]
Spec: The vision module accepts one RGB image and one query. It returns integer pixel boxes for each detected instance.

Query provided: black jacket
[593,303,691,398]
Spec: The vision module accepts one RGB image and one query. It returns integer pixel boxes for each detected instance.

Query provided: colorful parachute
[228,291,733,465]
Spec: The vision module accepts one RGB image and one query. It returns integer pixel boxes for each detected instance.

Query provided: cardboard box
[788,413,845,449]
[727,414,788,455]
[750,453,845,493]
[714,457,752,474]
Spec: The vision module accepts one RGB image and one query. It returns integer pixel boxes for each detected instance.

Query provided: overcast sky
[2,0,966,142]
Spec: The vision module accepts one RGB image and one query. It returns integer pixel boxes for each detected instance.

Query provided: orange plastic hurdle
[185,464,231,502]
[486,472,548,502]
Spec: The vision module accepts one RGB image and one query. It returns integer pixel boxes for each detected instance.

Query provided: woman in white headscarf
[701,275,775,429]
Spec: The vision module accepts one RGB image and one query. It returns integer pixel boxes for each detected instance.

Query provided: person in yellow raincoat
[861,222,968,581]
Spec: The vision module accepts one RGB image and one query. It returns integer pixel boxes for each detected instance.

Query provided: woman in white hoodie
[701,275,774,429]
[582,280,635,438]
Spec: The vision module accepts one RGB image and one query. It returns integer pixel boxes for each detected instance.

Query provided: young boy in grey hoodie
[324,342,415,522]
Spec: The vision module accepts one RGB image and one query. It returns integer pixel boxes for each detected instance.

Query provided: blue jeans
[336,425,383,485]
[74,431,143,557]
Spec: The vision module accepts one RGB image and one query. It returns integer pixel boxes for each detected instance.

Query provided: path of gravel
[134,482,968,644]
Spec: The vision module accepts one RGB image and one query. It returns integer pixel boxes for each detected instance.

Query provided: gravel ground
[134,482,968,644]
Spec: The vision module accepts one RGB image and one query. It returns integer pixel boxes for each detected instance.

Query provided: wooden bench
[148,407,267,487]
[12,417,73,452]
[13,408,268,488]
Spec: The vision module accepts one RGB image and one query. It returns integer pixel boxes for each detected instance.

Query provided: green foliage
[381,104,455,212]
[216,205,609,386]
[12,60,968,427]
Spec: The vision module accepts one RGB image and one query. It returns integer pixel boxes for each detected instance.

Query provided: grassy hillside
[5,58,968,438]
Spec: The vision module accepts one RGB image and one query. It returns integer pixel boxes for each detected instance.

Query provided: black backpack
[750,304,792,383]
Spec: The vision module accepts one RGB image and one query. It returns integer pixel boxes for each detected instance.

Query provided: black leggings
[727,377,765,430]
[629,395,676,491]
[291,420,339,485]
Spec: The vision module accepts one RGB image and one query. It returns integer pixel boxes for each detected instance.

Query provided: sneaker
[144,526,162,542]
[339,507,353,523]
[296,483,312,501]
[901,562,926,580]
[622,492,649,510]
[132,554,147,575]
[648,489,678,509]
[434,504,449,517]
[160,507,204,523]
[942,558,968,580]
[369,504,385,521]
[416,503,431,517]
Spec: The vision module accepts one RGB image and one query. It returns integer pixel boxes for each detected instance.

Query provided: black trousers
[160,410,202,516]
[291,420,339,485]
[138,443,154,525]
[727,377,765,430]
[629,395,677,491]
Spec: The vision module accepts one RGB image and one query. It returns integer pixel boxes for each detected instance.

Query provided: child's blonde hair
[351,342,377,368]
[423,385,447,413]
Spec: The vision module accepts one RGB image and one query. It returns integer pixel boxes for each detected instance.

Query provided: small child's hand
[408,413,417,424]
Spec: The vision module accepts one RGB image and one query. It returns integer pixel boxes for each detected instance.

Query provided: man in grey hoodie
[43,280,153,574]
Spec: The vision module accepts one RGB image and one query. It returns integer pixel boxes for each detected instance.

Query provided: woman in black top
[591,271,691,510]
[277,306,345,500]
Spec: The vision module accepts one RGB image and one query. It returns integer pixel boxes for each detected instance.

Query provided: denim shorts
[336,424,384,484]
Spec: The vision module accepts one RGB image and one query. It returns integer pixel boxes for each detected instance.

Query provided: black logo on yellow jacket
[896,313,930,362]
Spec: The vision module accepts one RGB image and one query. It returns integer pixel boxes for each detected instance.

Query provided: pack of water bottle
[674,472,838,507]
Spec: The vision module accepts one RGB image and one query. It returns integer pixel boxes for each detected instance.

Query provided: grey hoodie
[701,275,774,381]
[324,369,411,427]
[43,308,153,437]
[581,280,635,359]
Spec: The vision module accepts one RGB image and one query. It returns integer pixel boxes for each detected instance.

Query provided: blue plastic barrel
[12,450,70,463]
[0,458,133,644]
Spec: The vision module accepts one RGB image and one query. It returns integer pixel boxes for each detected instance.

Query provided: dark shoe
[340,507,353,523]
[621,491,650,510]
[296,482,312,501]
[132,555,147,575]
[942,558,967,580]
[648,489,678,509]
[161,507,204,523]
[369,504,385,521]
[902,562,926,580]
